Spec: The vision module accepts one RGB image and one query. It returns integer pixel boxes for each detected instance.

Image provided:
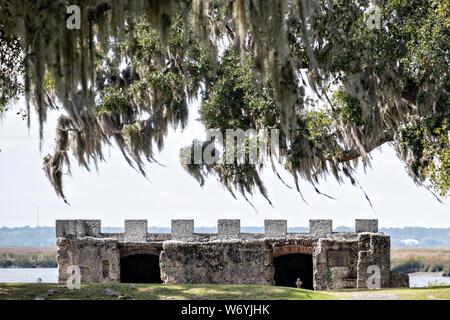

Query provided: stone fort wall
[55,218,408,290]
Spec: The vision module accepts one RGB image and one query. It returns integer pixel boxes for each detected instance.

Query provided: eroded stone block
[218,219,240,237]
[124,220,148,242]
[310,219,332,236]
[56,220,101,238]
[56,220,75,238]
[264,220,287,238]
[355,219,378,233]
[171,219,194,240]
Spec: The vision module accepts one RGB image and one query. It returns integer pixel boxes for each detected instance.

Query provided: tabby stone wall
[57,237,120,283]
[55,218,408,290]
[160,240,274,285]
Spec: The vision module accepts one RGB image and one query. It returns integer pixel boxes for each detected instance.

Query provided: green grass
[1,283,450,300]
[0,283,330,300]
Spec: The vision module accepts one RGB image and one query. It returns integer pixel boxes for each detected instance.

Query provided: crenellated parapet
[309,219,333,236]
[218,219,240,237]
[171,219,194,240]
[55,217,405,290]
[124,220,148,242]
[55,218,380,242]
[355,219,378,233]
[264,220,287,238]
[56,219,101,238]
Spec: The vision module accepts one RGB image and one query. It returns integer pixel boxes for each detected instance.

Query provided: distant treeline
[1,226,450,248]
[0,227,55,247]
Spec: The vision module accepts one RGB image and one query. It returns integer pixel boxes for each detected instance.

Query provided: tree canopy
[0,0,449,204]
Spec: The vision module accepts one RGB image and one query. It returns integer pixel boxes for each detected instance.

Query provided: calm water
[0,268,58,283]
[408,272,450,287]
[0,269,449,287]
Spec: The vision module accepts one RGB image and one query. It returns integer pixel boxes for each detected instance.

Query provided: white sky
[0,99,449,228]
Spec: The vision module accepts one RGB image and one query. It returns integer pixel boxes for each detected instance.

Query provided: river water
[0,268,58,283]
[0,268,449,287]
[408,272,450,287]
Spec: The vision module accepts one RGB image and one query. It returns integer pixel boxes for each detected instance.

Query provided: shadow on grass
[0,283,330,300]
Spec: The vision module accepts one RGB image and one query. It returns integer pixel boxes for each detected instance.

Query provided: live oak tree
[0,0,449,204]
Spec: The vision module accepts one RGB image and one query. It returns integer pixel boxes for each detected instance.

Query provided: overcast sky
[0,99,449,229]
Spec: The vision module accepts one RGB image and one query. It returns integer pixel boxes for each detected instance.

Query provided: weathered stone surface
[327,250,350,267]
[264,220,287,238]
[389,271,409,288]
[83,220,102,237]
[57,237,120,283]
[356,233,391,289]
[355,219,378,233]
[218,219,240,238]
[171,219,194,240]
[160,240,274,285]
[124,220,147,243]
[56,220,75,237]
[310,219,332,236]
[55,218,392,291]
[56,220,101,238]
[313,238,358,290]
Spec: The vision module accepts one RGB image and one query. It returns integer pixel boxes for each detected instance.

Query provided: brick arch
[119,244,161,258]
[273,245,313,257]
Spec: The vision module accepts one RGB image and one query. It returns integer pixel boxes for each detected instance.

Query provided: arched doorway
[120,254,162,283]
[273,253,313,289]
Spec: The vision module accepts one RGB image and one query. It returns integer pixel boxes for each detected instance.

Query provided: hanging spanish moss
[0,0,448,203]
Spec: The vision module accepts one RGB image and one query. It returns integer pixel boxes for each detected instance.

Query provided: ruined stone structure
[56,219,409,290]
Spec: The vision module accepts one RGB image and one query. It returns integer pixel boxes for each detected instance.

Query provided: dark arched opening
[274,253,313,289]
[120,254,162,283]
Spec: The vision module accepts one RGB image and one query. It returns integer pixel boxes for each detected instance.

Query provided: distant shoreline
[391,248,450,276]
[0,247,57,268]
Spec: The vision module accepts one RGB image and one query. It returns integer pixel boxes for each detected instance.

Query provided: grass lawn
[0,283,331,300]
[1,283,450,300]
